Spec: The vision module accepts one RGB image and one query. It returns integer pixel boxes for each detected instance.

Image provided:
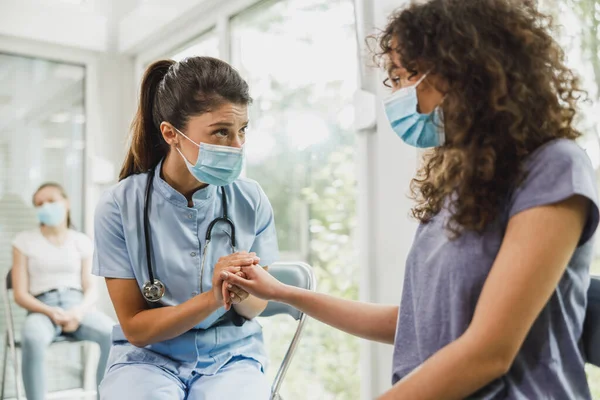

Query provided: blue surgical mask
[384,73,445,148]
[174,128,244,186]
[36,202,67,227]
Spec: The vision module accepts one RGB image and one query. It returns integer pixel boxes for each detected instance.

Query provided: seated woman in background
[11,182,113,400]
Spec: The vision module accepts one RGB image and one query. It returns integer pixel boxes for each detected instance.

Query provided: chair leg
[11,351,20,400]
[8,337,21,400]
[80,343,86,390]
[2,333,7,400]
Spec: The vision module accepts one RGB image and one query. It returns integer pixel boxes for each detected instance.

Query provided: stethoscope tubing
[142,166,236,302]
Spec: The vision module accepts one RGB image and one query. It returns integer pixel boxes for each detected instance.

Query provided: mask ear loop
[175,147,194,167]
[173,126,201,148]
[415,68,434,87]
[171,124,201,166]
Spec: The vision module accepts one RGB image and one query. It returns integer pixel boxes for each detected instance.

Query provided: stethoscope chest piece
[143,279,165,302]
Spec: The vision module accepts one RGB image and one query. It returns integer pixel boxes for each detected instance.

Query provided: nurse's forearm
[233,295,267,320]
[278,286,398,344]
[125,292,220,347]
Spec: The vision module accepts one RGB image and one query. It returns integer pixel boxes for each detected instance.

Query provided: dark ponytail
[119,60,175,180]
[119,57,252,181]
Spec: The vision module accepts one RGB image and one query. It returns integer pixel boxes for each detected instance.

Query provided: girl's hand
[212,252,259,307]
[221,264,286,301]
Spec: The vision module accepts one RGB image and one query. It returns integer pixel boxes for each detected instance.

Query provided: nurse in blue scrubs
[92,56,279,399]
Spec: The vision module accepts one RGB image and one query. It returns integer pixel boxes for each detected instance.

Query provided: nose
[230,135,244,149]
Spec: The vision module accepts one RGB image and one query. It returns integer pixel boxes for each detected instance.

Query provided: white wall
[86,53,136,320]
[0,0,108,51]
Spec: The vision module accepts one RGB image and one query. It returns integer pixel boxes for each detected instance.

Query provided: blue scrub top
[92,160,279,374]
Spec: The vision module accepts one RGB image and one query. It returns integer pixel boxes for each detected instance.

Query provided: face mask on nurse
[383,67,446,148]
[161,102,249,187]
[174,127,244,187]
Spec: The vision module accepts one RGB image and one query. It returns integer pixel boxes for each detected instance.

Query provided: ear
[160,122,179,147]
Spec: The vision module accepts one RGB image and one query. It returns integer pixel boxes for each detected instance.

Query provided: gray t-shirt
[393,139,600,399]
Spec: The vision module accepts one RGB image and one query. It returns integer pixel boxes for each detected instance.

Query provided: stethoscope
[142,166,237,302]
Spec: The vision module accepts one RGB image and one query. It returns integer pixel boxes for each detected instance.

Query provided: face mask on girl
[36,202,67,227]
[384,72,445,148]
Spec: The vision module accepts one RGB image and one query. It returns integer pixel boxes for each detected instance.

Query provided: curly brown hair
[375,0,585,235]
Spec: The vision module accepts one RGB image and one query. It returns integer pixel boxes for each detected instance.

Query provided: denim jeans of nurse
[20,289,113,400]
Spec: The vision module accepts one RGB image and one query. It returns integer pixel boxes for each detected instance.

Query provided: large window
[538,0,600,397]
[0,52,87,396]
[166,0,361,398]
[231,1,359,398]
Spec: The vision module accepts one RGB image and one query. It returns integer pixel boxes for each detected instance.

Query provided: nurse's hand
[220,264,285,301]
[212,252,259,307]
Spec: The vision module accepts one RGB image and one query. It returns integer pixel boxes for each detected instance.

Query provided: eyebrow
[387,62,404,78]
[386,62,395,77]
[208,120,250,127]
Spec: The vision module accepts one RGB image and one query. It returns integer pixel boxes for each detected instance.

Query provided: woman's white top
[12,229,93,296]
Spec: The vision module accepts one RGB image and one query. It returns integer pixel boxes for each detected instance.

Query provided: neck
[41,223,68,236]
[162,151,208,201]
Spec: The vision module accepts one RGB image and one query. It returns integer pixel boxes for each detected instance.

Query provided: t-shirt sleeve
[508,140,599,245]
[12,231,30,256]
[92,190,136,279]
[249,183,280,267]
[75,232,94,259]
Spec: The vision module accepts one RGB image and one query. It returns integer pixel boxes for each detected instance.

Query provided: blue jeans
[20,289,113,400]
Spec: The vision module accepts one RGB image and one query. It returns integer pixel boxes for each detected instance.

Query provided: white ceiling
[0,0,211,53]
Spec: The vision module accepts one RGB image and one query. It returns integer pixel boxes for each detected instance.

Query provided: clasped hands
[212,251,260,310]
[47,306,84,333]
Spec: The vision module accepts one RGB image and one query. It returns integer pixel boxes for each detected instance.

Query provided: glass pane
[0,52,86,396]
[232,1,360,399]
[171,29,219,61]
[538,1,600,398]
